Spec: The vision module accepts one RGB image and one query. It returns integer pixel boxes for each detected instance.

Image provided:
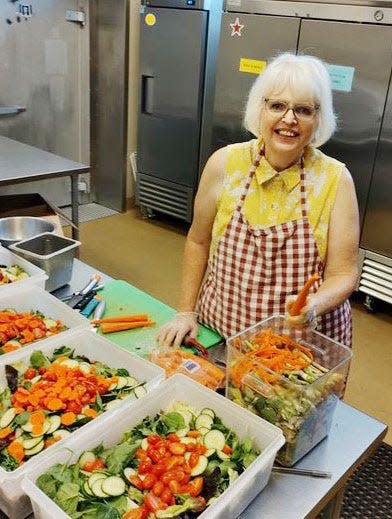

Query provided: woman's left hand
[285,294,317,328]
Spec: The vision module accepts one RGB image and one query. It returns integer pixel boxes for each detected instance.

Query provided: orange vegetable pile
[230,329,314,387]
[11,359,118,429]
[149,349,225,390]
[92,313,155,334]
[0,310,65,353]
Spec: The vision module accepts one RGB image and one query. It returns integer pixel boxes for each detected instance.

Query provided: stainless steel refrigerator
[0,0,90,206]
[136,0,223,222]
[210,0,392,305]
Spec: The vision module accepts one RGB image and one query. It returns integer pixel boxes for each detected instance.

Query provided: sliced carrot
[7,440,24,463]
[46,398,64,412]
[187,430,201,438]
[100,320,155,334]
[0,427,13,439]
[61,412,76,426]
[92,314,149,325]
[83,408,98,419]
[289,274,320,316]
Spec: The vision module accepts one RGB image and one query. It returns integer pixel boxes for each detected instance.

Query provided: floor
[75,207,392,446]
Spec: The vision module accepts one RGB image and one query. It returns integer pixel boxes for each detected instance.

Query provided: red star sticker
[230,17,244,37]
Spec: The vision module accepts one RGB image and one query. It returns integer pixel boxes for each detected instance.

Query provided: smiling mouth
[275,129,299,138]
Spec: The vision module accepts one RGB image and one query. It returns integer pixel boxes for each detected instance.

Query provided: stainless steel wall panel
[137,7,207,188]
[297,20,392,226]
[90,0,128,212]
[211,13,300,152]
[361,75,392,257]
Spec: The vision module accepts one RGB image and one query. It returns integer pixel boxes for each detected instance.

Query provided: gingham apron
[197,148,352,347]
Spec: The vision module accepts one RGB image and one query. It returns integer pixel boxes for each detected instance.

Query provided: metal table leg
[70,173,80,242]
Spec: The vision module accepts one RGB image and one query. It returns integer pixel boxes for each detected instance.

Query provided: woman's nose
[281,108,298,124]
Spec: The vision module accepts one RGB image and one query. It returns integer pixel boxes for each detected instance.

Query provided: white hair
[243,53,336,147]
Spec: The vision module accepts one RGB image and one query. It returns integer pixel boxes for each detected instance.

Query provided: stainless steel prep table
[54,259,388,519]
[0,136,89,241]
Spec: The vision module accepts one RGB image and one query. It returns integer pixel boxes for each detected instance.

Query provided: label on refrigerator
[145,13,156,27]
[230,17,244,37]
[239,58,266,75]
[326,64,355,92]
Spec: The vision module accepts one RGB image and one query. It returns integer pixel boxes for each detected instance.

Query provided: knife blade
[91,298,106,333]
[67,274,101,308]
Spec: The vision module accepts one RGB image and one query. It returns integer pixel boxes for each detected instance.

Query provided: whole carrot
[289,274,320,316]
[100,320,155,334]
[92,314,149,325]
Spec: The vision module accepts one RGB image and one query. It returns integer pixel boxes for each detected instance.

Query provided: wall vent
[358,250,392,305]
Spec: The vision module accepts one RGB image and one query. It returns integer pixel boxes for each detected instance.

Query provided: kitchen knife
[91,298,106,333]
[66,274,101,308]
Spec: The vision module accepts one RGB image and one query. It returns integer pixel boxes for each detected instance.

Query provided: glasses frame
[264,98,320,121]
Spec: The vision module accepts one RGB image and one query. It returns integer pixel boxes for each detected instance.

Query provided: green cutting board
[95,280,221,357]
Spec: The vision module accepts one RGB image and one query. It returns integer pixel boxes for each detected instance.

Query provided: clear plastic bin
[226,315,352,466]
[0,328,165,519]
[0,245,48,294]
[0,285,89,360]
[22,374,285,519]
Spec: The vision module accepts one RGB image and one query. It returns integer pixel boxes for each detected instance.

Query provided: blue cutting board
[95,280,221,357]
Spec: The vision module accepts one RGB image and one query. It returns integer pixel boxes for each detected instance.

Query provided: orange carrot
[46,398,64,412]
[0,427,13,439]
[7,441,24,463]
[187,430,201,438]
[83,408,98,419]
[61,412,76,426]
[100,320,155,334]
[289,274,320,316]
[92,314,149,325]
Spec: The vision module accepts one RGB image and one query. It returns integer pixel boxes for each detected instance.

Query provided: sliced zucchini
[176,427,190,438]
[105,399,122,411]
[196,427,210,436]
[180,437,196,445]
[46,415,61,435]
[14,427,23,439]
[31,419,51,438]
[21,422,33,433]
[205,448,216,457]
[115,377,128,390]
[134,386,147,399]
[43,318,57,329]
[83,481,94,497]
[23,436,43,450]
[216,450,230,460]
[123,467,137,480]
[141,438,149,450]
[126,497,139,511]
[30,375,42,385]
[0,408,16,429]
[53,429,72,441]
[101,476,126,497]
[195,414,213,431]
[190,455,208,476]
[91,478,109,498]
[88,472,108,487]
[203,430,225,451]
[109,382,118,391]
[200,408,215,419]
[126,376,138,387]
[25,439,44,456]
[79,451,97,467]
[61,359,80,369]
[178,409,193,425]
[79,362,91,375]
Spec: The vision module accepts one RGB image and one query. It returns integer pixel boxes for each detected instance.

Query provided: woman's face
[259,87,319,165]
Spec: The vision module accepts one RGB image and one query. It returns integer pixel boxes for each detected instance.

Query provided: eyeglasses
[264,98,320,121]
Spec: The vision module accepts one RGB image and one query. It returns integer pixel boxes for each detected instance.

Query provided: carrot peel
[289,274,320,316]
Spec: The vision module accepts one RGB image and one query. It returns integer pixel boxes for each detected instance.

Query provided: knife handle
[92,299,106,321]
[80,274,101,295]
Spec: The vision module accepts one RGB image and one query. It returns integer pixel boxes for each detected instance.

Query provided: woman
[157,53,359,348]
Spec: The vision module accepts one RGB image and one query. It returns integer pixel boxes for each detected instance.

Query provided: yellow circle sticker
[145,13,156,27]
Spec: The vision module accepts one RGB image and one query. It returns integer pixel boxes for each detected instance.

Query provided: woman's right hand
[156,312,198,347]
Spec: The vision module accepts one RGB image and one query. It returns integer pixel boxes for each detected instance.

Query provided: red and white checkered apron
[197,148,352,346]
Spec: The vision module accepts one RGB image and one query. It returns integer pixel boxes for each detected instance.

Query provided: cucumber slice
[123,467,137,480]
[21,422,33,433]
[79,362,91,375]
[126,376,138,387]
[126,497,139,511]
[190,455,208,476]
[23,436,43,450]
[180,437,196,445]
[134,386,147,399]
[53,429,72,441]
[217,450,230,460]
[105,399,122,411]
[43,318,57,329]
[141,438,149,450]
[0,408,16,429]
[46,415,61,435]
[91,478,109,498]
[109,382,118,391]
[176,427,190,438]
[200,408,215,419]
[178,410,193,425]
[83,481,94,497]
[25,439,44,456]
[203,430,225,451]
[101,476,126,497]
[196,427,210,436]
[14,427,23,439]
[195,414,213,431]
[116,377,128,389]
[205,448,216,457]
[88,472,108,487]
[30,375,42,385]
[79,451,97,467]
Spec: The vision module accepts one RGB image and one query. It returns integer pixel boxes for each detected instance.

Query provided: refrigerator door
[298,19,392,227]
[361,77,392,258]
[0,0,90,206]
[211,13,300,152]
[137,7,207,188]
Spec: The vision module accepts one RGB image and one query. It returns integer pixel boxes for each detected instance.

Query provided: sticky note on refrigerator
[239,58,266,75]
[326,64,355,92]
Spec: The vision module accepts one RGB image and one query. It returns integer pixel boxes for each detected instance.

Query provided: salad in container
[226,316,352,466]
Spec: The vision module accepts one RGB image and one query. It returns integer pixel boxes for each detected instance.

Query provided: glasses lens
[265,99,318,120]
[293,105,316,119]
[266,100,288,113]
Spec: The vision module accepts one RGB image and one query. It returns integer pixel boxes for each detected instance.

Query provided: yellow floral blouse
[210,138,345,263]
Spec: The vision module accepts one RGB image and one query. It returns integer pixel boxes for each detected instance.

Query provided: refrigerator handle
[141,75,154,114]
[0,106,26,116]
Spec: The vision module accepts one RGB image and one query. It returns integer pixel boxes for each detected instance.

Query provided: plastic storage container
[0,245,48,293]
[0,328,165,519]
[0,285,89,359]
[226,315,352,466]
[22,374,285,519]
[10,233,80,292]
